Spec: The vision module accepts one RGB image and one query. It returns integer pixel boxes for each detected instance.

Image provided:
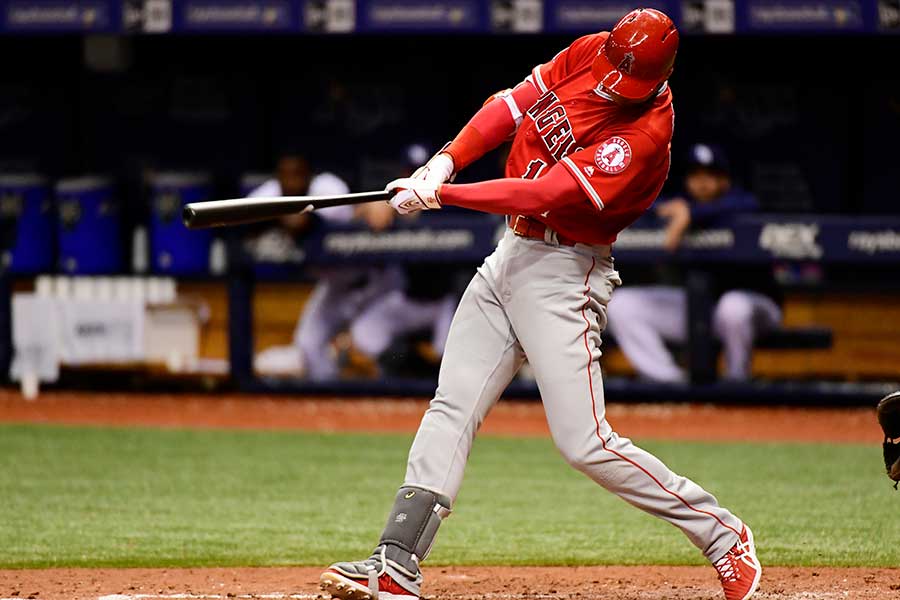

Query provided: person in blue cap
[655,143,757,251]
[606,143,782,382]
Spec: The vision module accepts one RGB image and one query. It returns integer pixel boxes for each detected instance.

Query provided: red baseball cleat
[714,525,762,600]
[320,569,417,600]
[320,547,421,600]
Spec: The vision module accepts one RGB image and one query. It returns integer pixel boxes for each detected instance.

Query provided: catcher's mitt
[877,391,900,489]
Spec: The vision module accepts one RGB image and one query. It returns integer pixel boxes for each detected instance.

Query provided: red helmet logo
[617,52,635,75]
[591,8,679,101]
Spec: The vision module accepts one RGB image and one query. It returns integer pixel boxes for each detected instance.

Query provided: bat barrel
[182,190,392,229]
[181,198,305,229]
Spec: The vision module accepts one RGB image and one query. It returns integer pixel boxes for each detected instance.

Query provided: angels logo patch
[617,52,635,75]
[595,137,632,174]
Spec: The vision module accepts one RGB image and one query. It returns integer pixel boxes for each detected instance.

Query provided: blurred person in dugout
[606,143,782,382]
[253,146,460,379]
[346,143,461,379]
[251,151,404,380]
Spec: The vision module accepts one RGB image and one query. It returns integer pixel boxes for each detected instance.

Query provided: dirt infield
[2,565,899,600]
[0,390,893,599]
[0,390,883,443]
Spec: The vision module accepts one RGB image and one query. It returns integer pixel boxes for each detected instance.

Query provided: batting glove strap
[386,178,442,215]
[411,144,456,184]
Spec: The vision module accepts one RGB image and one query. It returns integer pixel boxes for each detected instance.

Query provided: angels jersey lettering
[525,92,580,162]
[506,32,675,245]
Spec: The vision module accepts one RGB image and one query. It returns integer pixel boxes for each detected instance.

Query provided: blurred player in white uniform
[606,144,782,382]
[348,144,460,373]
[252,153,402,379]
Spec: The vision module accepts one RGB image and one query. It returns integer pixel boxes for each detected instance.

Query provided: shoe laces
[714,538,754,583]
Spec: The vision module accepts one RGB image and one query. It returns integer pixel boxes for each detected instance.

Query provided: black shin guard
[378,485,452,575]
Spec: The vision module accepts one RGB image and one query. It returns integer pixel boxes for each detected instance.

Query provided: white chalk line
[0,592,860,600]
[91,592,863,600]
[96,595,320,600]
[92,596,565,600]
[93,596,564,600]
[630,593,852,600]
[93,596,558,600]
[754,594,851,600]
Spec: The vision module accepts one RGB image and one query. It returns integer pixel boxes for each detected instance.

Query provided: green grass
[0,423,894,569]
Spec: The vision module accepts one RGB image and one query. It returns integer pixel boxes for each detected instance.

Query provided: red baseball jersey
[505,32,675,245]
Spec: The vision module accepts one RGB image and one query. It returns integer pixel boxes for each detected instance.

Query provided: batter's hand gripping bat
[182,190,392,229]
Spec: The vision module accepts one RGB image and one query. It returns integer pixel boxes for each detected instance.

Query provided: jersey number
[522,159,547,180]
[522,159,551,217]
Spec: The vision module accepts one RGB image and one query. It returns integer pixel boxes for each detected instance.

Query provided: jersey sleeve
[526,33,607,94]
[558,131,667,212]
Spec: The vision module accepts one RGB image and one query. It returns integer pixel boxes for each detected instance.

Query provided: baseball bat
[182,190,392,229]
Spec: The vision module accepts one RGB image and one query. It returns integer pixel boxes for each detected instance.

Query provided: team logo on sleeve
[595,137,632,174]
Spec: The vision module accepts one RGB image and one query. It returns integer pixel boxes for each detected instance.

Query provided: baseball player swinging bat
[317,8,762,600]
[181,190,391,229]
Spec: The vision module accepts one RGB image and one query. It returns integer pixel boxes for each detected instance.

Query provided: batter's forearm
[439,163,585,215]
[444,81,541,171]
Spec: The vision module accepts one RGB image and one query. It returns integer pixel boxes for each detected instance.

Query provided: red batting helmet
[591,8,679,101]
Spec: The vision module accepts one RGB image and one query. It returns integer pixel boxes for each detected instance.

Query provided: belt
[508,214,578,247]
[508,214,613,257]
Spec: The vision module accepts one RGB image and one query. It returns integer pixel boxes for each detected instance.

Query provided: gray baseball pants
[403,229,743,561]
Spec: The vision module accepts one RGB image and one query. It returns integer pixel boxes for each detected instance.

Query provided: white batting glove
[386,178,442,215]
[411,151,455,185]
